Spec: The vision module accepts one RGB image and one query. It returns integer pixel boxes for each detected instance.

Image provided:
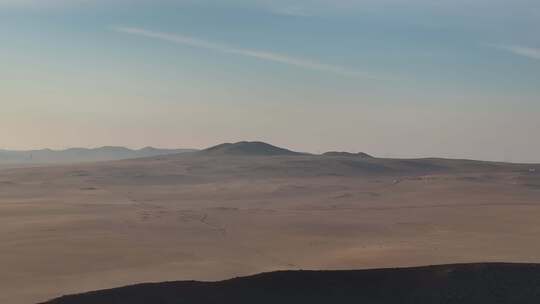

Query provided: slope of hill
[41,263,540,304]
[0,147,196,164]
[199,141,302,156]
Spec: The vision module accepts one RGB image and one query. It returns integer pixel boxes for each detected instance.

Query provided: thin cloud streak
[113,26,378,79]
[491,44,540,61]
[272,6,315,17]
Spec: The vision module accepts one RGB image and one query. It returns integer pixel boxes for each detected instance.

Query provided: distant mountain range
[41,263,540,304]
[0,147,197,164]
[0,141,376,165]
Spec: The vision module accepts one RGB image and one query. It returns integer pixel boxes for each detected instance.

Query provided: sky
[1,0,539,162]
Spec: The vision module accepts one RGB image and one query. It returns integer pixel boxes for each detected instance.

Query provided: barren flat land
[2,146,540,303]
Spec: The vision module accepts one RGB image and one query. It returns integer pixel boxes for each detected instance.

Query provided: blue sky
[1,0,539,161]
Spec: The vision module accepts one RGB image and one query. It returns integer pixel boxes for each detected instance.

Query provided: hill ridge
[323,151,374,158]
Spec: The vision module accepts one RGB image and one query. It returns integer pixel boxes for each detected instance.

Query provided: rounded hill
[200,141,302,156]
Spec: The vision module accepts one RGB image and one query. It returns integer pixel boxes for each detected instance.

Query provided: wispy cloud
[489,44,540,61]
[113,26,377,79]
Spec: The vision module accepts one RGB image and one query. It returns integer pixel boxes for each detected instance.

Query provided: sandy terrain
[1,151,540,303]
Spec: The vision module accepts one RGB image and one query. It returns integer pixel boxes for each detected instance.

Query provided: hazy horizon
[1,140,539,164]
[2,0,539,162]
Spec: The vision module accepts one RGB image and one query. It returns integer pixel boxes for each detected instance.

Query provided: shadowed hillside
[41,263,540,304]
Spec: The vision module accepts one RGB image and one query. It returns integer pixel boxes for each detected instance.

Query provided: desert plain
[1,143,540,303]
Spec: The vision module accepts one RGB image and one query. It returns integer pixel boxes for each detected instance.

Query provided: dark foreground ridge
[200,141,302,156]
[41,263,540,304]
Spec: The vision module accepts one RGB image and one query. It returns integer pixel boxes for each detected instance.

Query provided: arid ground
[2,143,540,303]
